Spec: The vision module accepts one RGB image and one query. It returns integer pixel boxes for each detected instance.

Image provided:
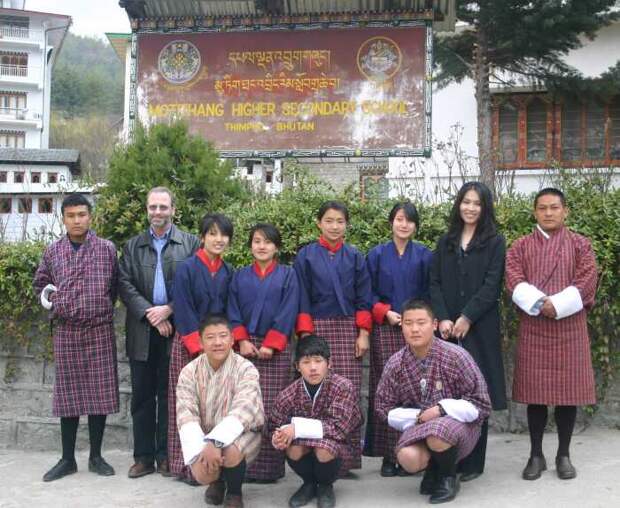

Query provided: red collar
[318,235,343,253]
[253,260,277,279]
[197,249,222,273]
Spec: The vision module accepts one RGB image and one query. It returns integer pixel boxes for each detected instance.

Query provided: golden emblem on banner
[357,36,402,87]
[158,40,202,85]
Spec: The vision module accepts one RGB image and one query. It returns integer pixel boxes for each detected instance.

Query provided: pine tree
[434,1,619,190]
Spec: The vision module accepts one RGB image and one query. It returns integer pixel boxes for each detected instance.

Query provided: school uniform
[364,240,432,461]
[228,261,300,481]
[167,250,232,480]
[293,237,372,471]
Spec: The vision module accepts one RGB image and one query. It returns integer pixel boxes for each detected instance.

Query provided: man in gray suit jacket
[118,186,199,478]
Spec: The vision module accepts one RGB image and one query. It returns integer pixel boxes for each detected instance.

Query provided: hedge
[1,167,618,399]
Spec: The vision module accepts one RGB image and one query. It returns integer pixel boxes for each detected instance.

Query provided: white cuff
[40,284,57,310]
[387,407,421,431]
[439,399,479,423]
[292,417,324,439]
[512,282,546,315]
[179,421,205,465]
[205,415,244,447]
[549,286,583,320]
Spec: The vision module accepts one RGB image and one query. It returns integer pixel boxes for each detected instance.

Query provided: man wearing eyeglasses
[375,299,491,504]
[119,186,199,479]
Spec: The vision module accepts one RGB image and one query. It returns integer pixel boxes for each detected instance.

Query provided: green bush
[1,162,618,401]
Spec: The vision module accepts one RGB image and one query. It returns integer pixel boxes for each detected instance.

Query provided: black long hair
[445,181,497,249]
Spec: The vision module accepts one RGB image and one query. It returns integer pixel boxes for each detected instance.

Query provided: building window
[14,171,24,183]
[0,197,10,213]
[0,171,6,183]
[48,172,58,183]
[526,99,548,162]
[31,171,41,183]
[38,197,53,214]
[18,197,31,213]
[0,130,25,148]
[498,102,518,164]
[493,94,620,168]
[0,51,28,77]
[0,91,26,116]
[265,170,273,183]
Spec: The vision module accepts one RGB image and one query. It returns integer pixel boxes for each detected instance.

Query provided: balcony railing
[0,107,40,120]
[0,64,28,77]
[0,25,30,39]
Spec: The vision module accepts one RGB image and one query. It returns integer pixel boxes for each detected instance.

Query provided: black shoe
[205,479,226,505]
[246,477,277,484]
[178,474,201,487]
[288,482,316,508]
[88,456,115,476]
[380,458,398,477]
[420,466,438,495]
[397,465,414,477]
[338,470,359,480]
[522,456,547,481]
[316,484,336,508]
[43,458,77,482]
[555,456,577,480]
[459,471,483,482]
[429,475,460,504]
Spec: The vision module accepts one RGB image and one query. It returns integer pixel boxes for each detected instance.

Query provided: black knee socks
[223,459,246,495]
[527,404,548,458]
[61,417,79,462]
[314,457,341,486]
[88,414,107,459]
[430,447,458,478]
[555,405,577,458]
[287,453,316,484]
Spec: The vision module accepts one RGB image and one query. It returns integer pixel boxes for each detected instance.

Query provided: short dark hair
[401,299,435,319]
[200,213,234,239]
[295,335,331,362]
[198,314,232,335]
[61,194,92,216]
[389,201,420,230]
[534,187,566,208]
[317,200,349,223]
[248,223,282,249]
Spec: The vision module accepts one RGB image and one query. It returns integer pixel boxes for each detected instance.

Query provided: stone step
[14,416,132,451]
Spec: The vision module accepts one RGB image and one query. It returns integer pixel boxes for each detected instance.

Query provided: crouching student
[176,314,265,508]
[375,300,491,504]
[269,335,362,508]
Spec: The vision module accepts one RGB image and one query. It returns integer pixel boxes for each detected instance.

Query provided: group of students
[33,181,598,508]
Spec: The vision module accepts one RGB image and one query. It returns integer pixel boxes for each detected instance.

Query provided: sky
[25,0,130,38]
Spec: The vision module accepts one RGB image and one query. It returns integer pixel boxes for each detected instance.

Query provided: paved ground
[1,428,619,508]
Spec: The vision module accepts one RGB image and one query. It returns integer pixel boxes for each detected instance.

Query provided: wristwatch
[438,404,447,417]
[206,438,224,449]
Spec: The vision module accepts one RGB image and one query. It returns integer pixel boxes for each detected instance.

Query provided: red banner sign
[136,25,430,157]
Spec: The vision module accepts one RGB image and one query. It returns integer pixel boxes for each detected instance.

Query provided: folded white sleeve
[179,421,206,465]
[292,417,324,439]
[205,415,244,447]
[387,407,421,431]
[439,399,479,423]
[512,282,546,315]
[549,286,583,320]
[40,284,57,310]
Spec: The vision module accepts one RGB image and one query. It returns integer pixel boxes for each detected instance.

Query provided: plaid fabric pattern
[375,339,491,460]
[314,317,363,470]
[364,323,405,460]
[269,373,363,472]
[33,231,119,417]
[167,333,193,479]
[506,227,598,405]
[245,335,292,481]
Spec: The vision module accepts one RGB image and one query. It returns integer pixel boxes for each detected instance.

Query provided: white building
[0,1,79,241]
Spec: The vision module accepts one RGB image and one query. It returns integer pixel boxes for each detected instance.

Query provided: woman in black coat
[430,181,507,482]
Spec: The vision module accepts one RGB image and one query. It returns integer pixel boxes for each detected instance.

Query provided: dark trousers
[458,419,489,475]
[130,328,170,464]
